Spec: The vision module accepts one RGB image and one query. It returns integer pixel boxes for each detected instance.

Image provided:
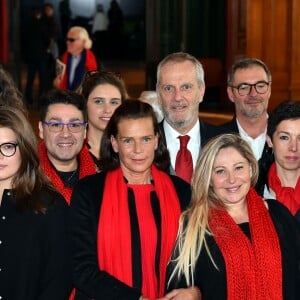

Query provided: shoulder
[71,172,107,209]
[39,186,68,211]
[266,199,300,230]
[168,174,191,210]
[74,171,106,192]
[216,118,238,134]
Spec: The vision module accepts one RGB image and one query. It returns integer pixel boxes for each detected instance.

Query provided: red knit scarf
[97,165,181,299]
[38,141,96,204]
[268,162,300,215]
[209,188,282,300]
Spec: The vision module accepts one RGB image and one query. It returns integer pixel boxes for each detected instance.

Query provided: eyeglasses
[230,81,271,96]
[43,121,87,133]
[66,37,79,43]
[0,142,18,157]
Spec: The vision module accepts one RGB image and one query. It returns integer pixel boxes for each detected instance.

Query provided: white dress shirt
[236,119,267,160]
[163,120,201,172]
[69,54,81,85]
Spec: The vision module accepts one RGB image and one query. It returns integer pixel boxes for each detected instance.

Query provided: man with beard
[156,52,219,183]
[218,58,273,194]
[38,89,96,204]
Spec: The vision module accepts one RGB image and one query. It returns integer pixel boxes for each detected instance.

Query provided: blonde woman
[166,134,300,299]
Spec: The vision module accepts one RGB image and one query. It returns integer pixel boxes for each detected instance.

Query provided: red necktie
[175,135,193,183]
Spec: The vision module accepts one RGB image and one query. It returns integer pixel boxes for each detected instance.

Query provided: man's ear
[38,121,44,140]
[227,86,235,103]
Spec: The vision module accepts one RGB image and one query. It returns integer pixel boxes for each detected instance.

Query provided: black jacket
[70,171,191,300]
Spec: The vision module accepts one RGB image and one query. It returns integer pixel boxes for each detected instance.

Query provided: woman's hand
[163,286,202,300]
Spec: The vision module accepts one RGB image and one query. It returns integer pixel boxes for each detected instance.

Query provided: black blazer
[217,117,274,195]
[70,171,191,300]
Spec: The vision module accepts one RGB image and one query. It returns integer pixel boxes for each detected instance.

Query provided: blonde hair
[70,26,93,49]
[168,133,259,286]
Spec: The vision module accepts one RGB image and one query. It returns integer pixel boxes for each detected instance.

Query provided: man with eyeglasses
[218,57,273,194]
[38,89,96,204]
[53,26,98,91]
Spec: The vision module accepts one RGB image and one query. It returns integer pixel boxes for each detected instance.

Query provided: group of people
[0,50,299,299]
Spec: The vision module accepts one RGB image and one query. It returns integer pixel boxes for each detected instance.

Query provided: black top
[70,171,191,300]
[167,199,300,299]
[0,188,71,299]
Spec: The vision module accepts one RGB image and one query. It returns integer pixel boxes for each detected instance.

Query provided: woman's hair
[267,100,300,140]
[156,52,205,88]
[169,133,258,286]
[78,71,128,102]
[0,67,27,114]
[227,57,272,86]
[0,107,54,212]
[99,99,170,171]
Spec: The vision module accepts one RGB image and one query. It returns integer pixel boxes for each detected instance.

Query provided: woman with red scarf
[263,100,300,219]
[166,134,300,299]
[70,100,194,299]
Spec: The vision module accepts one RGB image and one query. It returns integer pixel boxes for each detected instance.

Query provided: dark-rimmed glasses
[43,121,87,133]
[230,81,271,96]
[66,38,79,43]
[0,142,18,157]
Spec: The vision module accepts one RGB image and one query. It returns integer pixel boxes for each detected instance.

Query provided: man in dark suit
[156,52,218,182]
[218,58,274,194]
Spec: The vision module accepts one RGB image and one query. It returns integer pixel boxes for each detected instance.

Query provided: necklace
[57,169,78,187]
[66,170,77,182]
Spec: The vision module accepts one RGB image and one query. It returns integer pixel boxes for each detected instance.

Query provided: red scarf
[209,188,282,300]
[60,49,98,90]
[38,141,96,204]
[97,166,181,299]
[268,162,300,215]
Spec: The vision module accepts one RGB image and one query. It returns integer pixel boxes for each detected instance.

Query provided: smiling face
[157,60,205,134]
[110,117,158,183]
[39,103,86,170]
[227,65,271,119]
[211,147,252,207]
[267,119,300,173]
[87,83,122,133]
[0,127,21,189]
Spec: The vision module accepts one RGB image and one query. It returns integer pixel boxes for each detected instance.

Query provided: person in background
[54,26,98,91]
[38,89,96,204]
[70,100,193,299]
[24,6,49,108]
[0,67,27,114]
[139,90,164,123]
[42,2,59,89]
[156,52,219,183]
[107,0,124,58]
[78,70,128,171]
[0,106,71,299]
[260,100,300,219]
[92,3,108,59]
[166,133,300,299]
[217,58,273,194]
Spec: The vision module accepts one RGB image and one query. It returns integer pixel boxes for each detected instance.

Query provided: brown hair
[0,107,55,212]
